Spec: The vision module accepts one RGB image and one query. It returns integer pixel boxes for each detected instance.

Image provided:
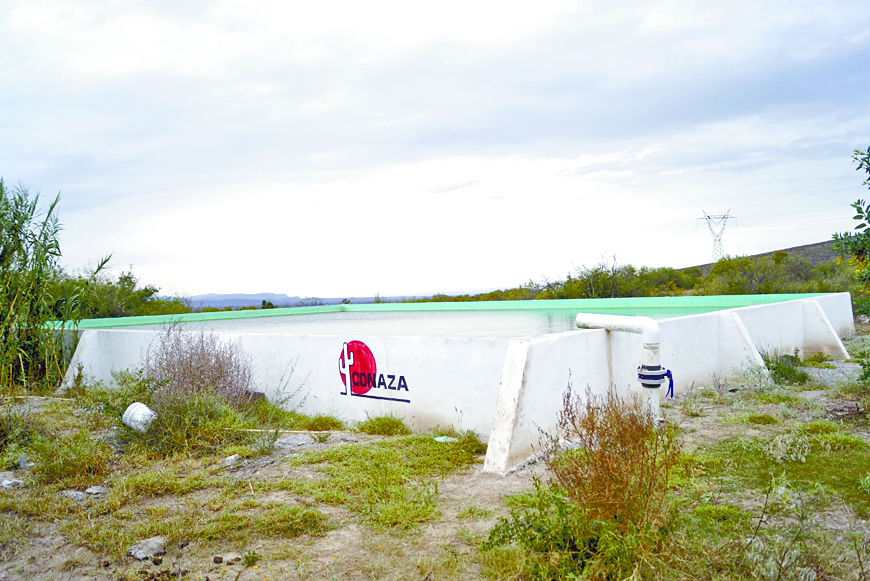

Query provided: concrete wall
[67,330,512,435]
[64,293,854,474]
[483,294,853,473]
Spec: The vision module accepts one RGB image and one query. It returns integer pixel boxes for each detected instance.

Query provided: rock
[213,556,223,564]
[85,485,110,496]
[245,389,266,403]
[127,536,166,560]
[223,454,241,466]
[857,315,869,324]
[276,434,314,448]
[1,479,24,489]
[17,454,34,470]
[59,490,87,501]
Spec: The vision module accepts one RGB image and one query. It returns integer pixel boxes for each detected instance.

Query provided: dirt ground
[1,358,868,580]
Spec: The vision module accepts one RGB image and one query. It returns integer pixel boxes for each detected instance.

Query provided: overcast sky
[1,0,868,298]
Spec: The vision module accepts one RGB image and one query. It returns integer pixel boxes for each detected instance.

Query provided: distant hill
[188,293,301,309]
[188,293,417,309]
[691,240,839,275]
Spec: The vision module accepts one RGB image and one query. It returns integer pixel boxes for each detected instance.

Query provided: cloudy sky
[1,1,868,298]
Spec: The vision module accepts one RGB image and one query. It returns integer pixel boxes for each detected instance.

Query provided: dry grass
[144,324,253,408]
[549,388,681,530]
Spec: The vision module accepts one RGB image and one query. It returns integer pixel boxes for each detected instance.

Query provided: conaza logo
[338,340,410,403]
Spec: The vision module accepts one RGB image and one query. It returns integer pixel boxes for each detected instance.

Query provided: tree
[833,148,870,265]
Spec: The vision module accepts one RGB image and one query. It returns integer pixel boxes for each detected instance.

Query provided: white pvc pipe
[576,314,663,419]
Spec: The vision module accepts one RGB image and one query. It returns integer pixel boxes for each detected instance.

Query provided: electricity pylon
[701,210,734,262]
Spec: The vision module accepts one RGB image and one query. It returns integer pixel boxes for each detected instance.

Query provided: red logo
[338,341,409,402]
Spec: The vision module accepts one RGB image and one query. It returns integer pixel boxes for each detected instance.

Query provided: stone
[213,556,223,564]
[1,479,23,489]
[127,536,166,561]
[59,490,87,501]
[223,454,241,466]
[276,434,314,448]
[85,486,110,496]
[17,454,34,470]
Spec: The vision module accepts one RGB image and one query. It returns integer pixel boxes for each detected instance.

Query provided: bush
[144,324,254,408]
[549,389,681,529]
[484,388,681,579]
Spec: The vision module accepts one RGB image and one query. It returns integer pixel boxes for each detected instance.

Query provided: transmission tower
[701,210,734,262]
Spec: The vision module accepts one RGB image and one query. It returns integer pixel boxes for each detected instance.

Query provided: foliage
[0,405,48,469]
[831,147,870,312]
[30,429,112,488]
[48,267,191,319]
[484,389,681,579]
[0,180,92,389]
[549,389,681,529]
[356,413,411,436]
[291,434,484,530]
[761,351,811,385]
[144,324,254,408]
[409,251,856,305]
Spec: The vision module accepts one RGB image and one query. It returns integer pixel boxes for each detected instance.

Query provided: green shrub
[801,352,836,368]
[356,414,411,436]
[762,351,811,385]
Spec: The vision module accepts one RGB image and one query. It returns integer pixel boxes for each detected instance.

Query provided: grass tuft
[356,414,411,436]
[30,429,112,488]
[762,351,811,385]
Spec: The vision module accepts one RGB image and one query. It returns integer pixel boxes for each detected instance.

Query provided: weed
[801,352,836,368]
[860,473,870,495]
[748,413,780,425]
[291,434,482,530]
[30,429,111,487]
[484,389,681,579]
[699,424,870,515]
[457,505,491,520]
[144,324,254,408]
[679,396,704,417]
[736,357,775,388]
[126,389,262,456]
[356,413,411,436]
[762,351,811,385]
[304,414,344,432]
[548,388,681,528]
[243,550,262,566]
[0,405,47,468]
